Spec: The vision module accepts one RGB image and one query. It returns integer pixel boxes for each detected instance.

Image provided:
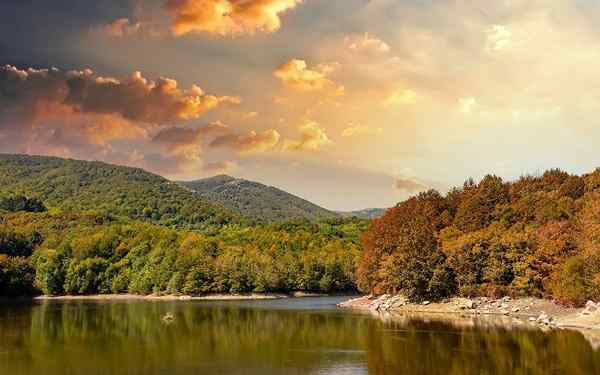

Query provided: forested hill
[180,175,339,222]
[358,168,600,306]
[0,154,241,228]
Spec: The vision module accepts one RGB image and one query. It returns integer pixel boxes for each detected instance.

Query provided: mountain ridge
[0,153,241,229]
[179,175,339,222]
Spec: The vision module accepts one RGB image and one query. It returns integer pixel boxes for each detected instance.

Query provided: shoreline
[338,295,600,332]
[30,291,336,302]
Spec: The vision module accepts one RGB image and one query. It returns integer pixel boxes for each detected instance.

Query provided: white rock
[422,301,431,305]
[537,313,549,322]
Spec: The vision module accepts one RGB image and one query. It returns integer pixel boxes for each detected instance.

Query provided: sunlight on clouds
[345,33,390,54]
[274,59,341,92]
[342,124,382,137]
[165,0,302,36]
[486,25,512,52]
[458,97,477,114]
[283,121,331,151]
[385,89,417,106]
[210,129,281,154]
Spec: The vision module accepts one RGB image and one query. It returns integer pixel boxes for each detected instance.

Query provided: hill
[337,208,386,220]
[0,154,240,229]
[357,168,600,306]
[180,175,339,222]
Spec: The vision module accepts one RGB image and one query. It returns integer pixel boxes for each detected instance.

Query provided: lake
[1,296,599,374]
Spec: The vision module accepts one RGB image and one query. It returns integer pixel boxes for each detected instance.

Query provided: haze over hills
[0,154,240,228]
[337,208,387,220]
[179,175,339,222]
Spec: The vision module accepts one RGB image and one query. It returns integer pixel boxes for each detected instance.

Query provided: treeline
[358,168,600,306]
[0,210,365,296]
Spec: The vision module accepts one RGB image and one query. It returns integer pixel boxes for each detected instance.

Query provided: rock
[511,307,520,313]
[456,298,475,310]
[537,313,552,324]
[502,296,511,302]
[529,317,536,322]
[422,301,431,305]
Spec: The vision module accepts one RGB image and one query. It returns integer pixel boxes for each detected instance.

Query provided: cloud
[210,129,281,153]
[103,18,142,38]
[283,121,331,151]
[342,124,382,137]
[345,33,390,54]
[203,160,235,172]
[393,177,428,193]
[0,65,240,124]
[164,0,303,36]
[385,88,417,105]
[486,25,512,52]
[459,97,477,114]
[274,59,341,92]
[0,65,243,178]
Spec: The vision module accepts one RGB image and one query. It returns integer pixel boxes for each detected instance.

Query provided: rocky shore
[339,295,600,331]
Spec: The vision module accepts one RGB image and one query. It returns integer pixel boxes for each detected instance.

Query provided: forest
[357,168,600,306]
[0,207,364,296]
[3,152,600,307]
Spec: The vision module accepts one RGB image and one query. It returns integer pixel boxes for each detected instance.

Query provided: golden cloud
[165,0,302,36]
[342,124,383,137]
[385,88,417,106]
[274,59,341,91]
[283,121,331,151]
[209,129,281,153]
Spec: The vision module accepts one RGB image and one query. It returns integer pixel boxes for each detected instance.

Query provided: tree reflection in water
[0,298,599,375]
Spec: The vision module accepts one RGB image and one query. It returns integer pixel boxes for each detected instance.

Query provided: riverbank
[339,295,600,331]
[34,291,331,302]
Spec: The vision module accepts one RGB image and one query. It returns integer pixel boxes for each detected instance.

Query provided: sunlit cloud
[209,129,281,154]
[342,124,383,138]
[345,33,390,54]
[164,0,303,36]
[459,97,477,114]
[486,25,512,52]
[385,88,417,106]
[283,121,331,151]
[274,59,341,92]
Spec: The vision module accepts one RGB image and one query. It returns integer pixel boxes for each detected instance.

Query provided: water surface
[1,296,599,374]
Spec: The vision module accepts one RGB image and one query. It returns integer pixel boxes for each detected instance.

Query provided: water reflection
[0,297,599,374]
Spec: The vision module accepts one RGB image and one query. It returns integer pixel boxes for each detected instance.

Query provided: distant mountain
[337,208,387,220]
[180,175,339,222]
[0,154,240,228]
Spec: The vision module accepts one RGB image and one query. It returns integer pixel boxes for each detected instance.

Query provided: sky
[2,0,600,211]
